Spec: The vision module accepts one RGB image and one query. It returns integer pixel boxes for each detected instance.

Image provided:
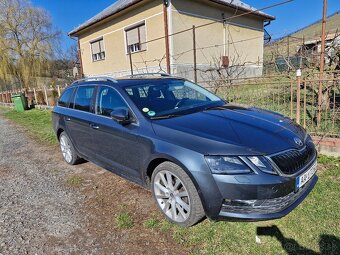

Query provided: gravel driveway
[0,115,188,255]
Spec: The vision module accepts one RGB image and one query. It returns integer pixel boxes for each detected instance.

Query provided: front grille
[271,141,316,175]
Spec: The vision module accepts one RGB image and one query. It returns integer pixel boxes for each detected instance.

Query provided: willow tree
[0,0,60,89]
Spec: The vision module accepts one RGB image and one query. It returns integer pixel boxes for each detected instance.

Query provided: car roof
[69,76,185,89]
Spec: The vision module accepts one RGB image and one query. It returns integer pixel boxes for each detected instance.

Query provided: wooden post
[44,87,49,106]
[163,1,171,74]
[33,88,37,105]
[57,85,61,97]
[129,50,134,76]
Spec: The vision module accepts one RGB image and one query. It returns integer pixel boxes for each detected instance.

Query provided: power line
[139,0,293,46]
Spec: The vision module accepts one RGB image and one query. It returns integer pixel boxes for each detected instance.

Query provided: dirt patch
[0,113,189,254]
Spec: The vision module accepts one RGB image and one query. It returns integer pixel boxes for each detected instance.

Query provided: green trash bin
[11,93,28,112]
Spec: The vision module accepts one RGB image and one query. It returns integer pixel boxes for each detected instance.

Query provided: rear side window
[58,88,74,107]
[96,86,127,117]
[74,86,95,112]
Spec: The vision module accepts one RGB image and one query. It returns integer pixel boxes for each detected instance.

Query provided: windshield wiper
[150,114,182,120]
[203,105,227,111]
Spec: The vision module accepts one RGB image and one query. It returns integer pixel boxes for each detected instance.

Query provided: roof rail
[125,72,171,78]
[73,76,118,84]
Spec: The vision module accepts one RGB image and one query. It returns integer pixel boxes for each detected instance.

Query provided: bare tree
[0,0,60,89]
[198,55,247,93]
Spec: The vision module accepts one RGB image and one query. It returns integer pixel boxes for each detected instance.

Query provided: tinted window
[96,86,127,117]
[74,86,95,112]
[58,88,74,107]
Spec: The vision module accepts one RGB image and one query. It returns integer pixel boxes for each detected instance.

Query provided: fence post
[296,69,301,124]
[303,81,307,128]
[57,85,61,97]
[129,50,134,76]
[33,88,37,104]
[290,80,293,118]
[44,87,49,106]
[192,25,197,83]
[332,80,336,131]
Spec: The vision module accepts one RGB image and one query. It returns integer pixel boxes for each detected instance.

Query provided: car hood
[151,104,307,155]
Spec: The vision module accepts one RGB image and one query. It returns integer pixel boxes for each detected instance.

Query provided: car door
[90,85,143,181]
[65,85,97,160]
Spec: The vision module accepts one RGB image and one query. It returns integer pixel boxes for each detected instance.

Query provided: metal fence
[204,74,340,138]
[0,74,339,138]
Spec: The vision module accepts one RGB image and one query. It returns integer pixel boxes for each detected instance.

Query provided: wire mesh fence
[204,73,340,138]
[0,73,338,138]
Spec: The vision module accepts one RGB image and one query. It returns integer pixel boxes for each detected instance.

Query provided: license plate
[296,162,317,191]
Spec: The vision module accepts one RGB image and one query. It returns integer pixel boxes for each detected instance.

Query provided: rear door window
[74,86,96,112]
[58,87,74,107]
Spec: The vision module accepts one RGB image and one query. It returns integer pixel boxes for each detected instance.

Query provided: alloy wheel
[60,135,73,163]
[153,170,191,223]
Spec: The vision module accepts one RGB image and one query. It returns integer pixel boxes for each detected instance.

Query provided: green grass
[1,108,57,145]
[144,218,161,229]
[116,212,134,229]
[67,175,84,186]
[145,156,340,254]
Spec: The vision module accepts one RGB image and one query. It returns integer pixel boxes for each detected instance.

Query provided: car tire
[59,132,82,165]
[151,162,205,227]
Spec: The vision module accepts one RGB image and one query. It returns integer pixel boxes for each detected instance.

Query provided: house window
[125,22,146,53]
[91,38,105,61]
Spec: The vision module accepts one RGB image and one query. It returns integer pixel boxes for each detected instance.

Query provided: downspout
[222,13,226,56]
[163,0,171,74]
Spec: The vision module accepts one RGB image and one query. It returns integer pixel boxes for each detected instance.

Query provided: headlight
[247,156,277,175]
[205,156,252,175]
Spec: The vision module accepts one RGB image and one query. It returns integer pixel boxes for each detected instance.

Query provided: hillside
[289,11,340,40]
[263,11,340,74]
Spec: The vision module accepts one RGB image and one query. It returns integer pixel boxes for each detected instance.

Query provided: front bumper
[214,175,318,221]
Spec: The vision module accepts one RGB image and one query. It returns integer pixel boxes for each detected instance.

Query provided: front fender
[142,140,223,219]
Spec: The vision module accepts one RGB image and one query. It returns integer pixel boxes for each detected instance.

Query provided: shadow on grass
[257,225,339,255]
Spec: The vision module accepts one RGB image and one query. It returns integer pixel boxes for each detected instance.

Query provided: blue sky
[32,0,339,51]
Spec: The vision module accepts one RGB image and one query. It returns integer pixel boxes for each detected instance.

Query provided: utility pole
[317,0,327,127]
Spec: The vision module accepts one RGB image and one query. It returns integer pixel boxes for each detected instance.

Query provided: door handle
[65,117,71,121]
[90,123,99,130]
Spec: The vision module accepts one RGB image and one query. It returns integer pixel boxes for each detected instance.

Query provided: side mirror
[110,108,132,125]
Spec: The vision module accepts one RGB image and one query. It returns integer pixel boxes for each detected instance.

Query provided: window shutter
[99,40,104,52]
[91,41,100,55]
[126,28,139,45]
[139,24,146,50]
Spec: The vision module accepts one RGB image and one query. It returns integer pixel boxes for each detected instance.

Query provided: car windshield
[124,79,224,119]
